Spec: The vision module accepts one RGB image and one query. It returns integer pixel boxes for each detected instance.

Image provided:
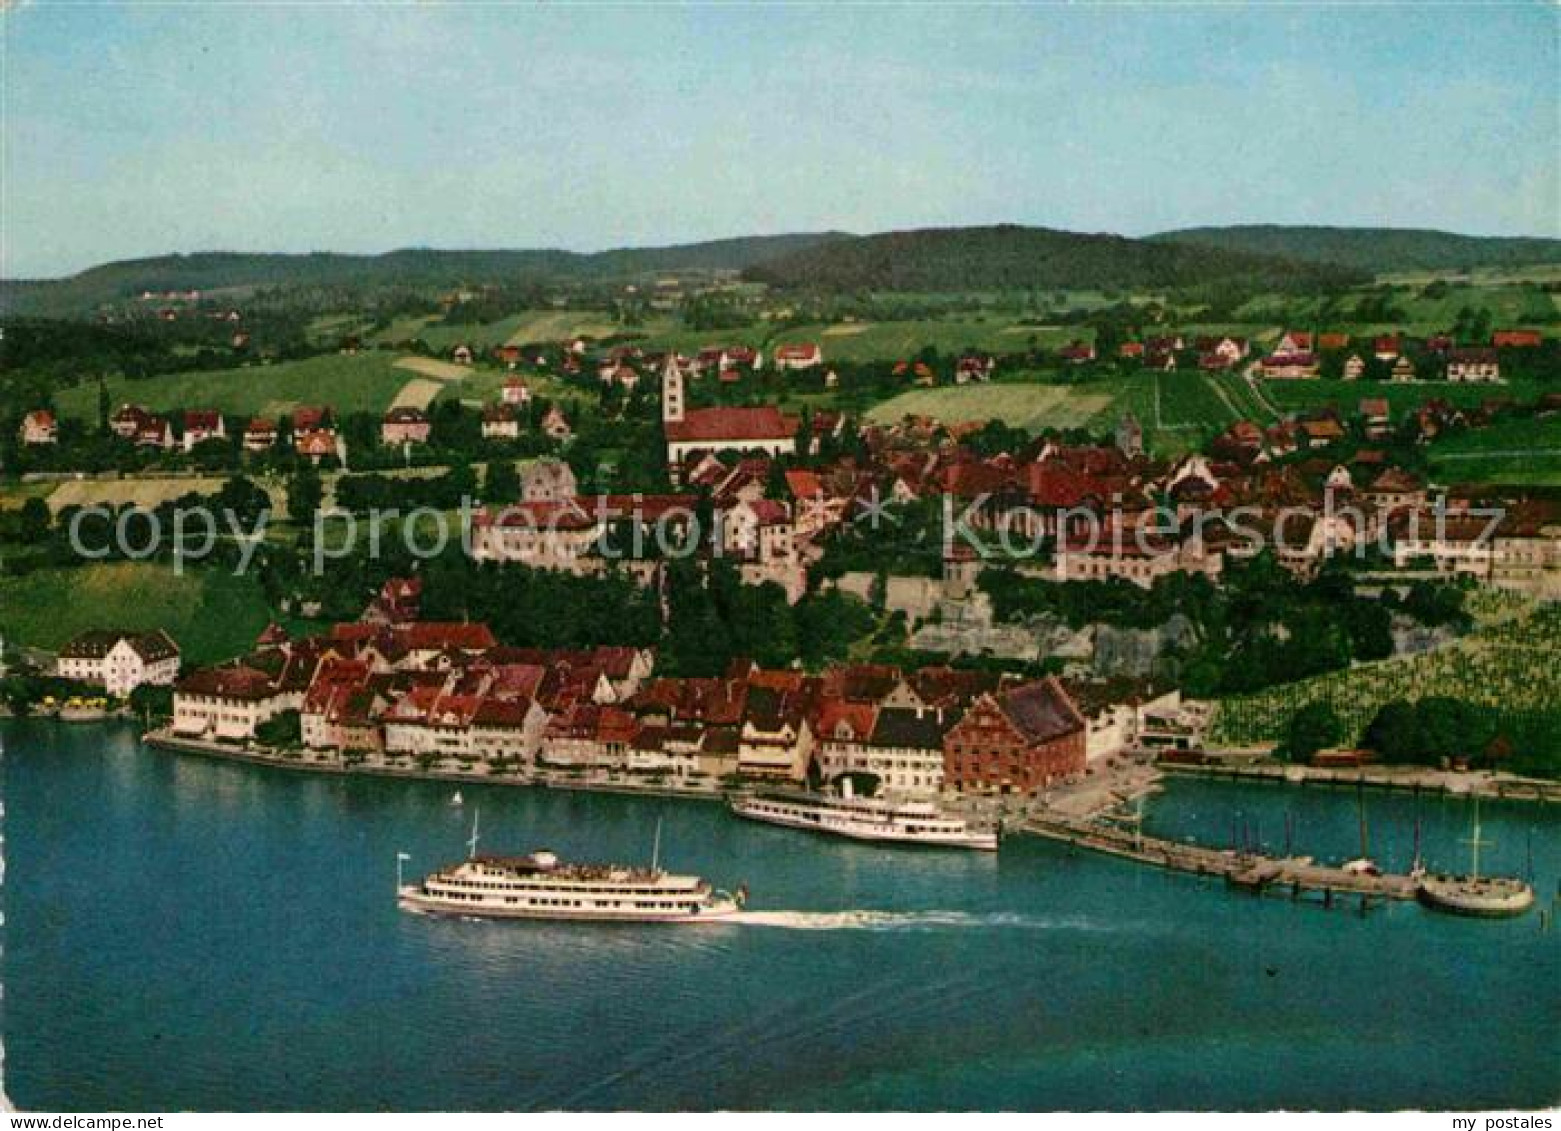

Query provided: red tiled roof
[997,677,1085,745]
[665,406,797,444]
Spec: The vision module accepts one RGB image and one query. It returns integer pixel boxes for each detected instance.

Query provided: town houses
[168,614,1096,797]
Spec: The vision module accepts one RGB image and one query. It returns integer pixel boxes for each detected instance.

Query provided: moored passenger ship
[399,816,746,923]
[729,788,999,851]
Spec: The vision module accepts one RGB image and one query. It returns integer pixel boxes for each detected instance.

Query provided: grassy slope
[0,561,274,665]
[1425,415,1561,486]
[54,352,415,422]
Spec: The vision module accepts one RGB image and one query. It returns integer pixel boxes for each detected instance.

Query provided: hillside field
[0,561,275,665]
[1424,415,1561,486]
[54,353,416,422]
[865,371,1272,452]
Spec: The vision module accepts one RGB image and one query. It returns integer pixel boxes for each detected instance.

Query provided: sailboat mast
[1356,782,1370,862]
[1469,800,1483,880]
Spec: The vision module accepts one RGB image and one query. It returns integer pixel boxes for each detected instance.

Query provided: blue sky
[3,3,1557,277]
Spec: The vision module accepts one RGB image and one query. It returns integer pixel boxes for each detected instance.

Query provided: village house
[502,377,531,405]
[381,405,431,446]
[481,402,521,440]
[1299,416,1345,448]
[182,409,226,451]
[942,678,1087,795]
[55,629,181,698]
[452,344,474,365]
[1273,330,1313,357]
[955,354,995,383]
[295,429,338,464]
[243,418,277,452]
[111,404,173,448]
[1363,468,1425,514]
[1358,398,1391,440]
[19,409,57,446]
[522,457,579,502]
[542,406,572,441]
[773,342,823,371]
[1058,340,1096,364]
[1391,355,1416,383]
[1446,348,1502,383]
[1258,352,1319,380]
[1343,354,1366,380]
[1374,334,1402,361]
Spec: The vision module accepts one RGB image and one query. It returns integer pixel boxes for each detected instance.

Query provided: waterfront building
[55,630,181,698]
[941,677,1087,795]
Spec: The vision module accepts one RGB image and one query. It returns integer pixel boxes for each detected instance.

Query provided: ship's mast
[651,817,663,873]
[1356,782,1370,863]
[1462,799,1491,881]
[467,807,481,860]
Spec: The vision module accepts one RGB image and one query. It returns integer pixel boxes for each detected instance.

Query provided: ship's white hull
[730,797,998,851]
[1417,876,1535,918]
[399,886,741,923]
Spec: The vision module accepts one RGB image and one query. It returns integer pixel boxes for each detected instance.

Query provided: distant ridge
[740,223,1364,293]
[1150,225,1561,274]
[0,232,853,316]
[14,221,1554,316]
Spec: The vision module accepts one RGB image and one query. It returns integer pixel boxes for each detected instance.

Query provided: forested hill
[740,224,1365,293]
[0,232,852,316]
[1150,225,1561,274]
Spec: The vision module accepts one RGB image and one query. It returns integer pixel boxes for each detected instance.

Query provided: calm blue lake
[3,719,1557,1111]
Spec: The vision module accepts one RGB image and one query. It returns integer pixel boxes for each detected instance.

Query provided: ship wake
[730,909,1104,932]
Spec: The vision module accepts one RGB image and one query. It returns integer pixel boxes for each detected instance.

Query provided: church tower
[661,355,685,425]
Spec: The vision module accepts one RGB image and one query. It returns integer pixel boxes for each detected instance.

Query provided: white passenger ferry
[398,815,746,923]
[729,786,998,851]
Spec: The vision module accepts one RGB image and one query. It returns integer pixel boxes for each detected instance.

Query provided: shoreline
[139,726,728,802]
[1161,757,1561,804]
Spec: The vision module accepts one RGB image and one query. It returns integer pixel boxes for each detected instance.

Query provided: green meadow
[0,561,276,665]
[54,352,416,422]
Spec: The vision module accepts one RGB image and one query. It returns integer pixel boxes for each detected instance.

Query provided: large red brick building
[942,677,1086,794]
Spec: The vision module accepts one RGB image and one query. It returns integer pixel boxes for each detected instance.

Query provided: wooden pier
[1021,811,1422,905]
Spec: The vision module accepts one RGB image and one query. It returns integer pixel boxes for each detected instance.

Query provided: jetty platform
[1021,810,1422,905]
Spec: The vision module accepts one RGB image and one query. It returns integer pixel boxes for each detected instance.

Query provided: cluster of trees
[1361,697,1505,768]
[1277,694,1561,778]
[681,291,758,332]
[333,464,480,514]
[660,559,875,676]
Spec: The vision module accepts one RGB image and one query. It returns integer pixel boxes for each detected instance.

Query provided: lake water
[3,719,1557,1111]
